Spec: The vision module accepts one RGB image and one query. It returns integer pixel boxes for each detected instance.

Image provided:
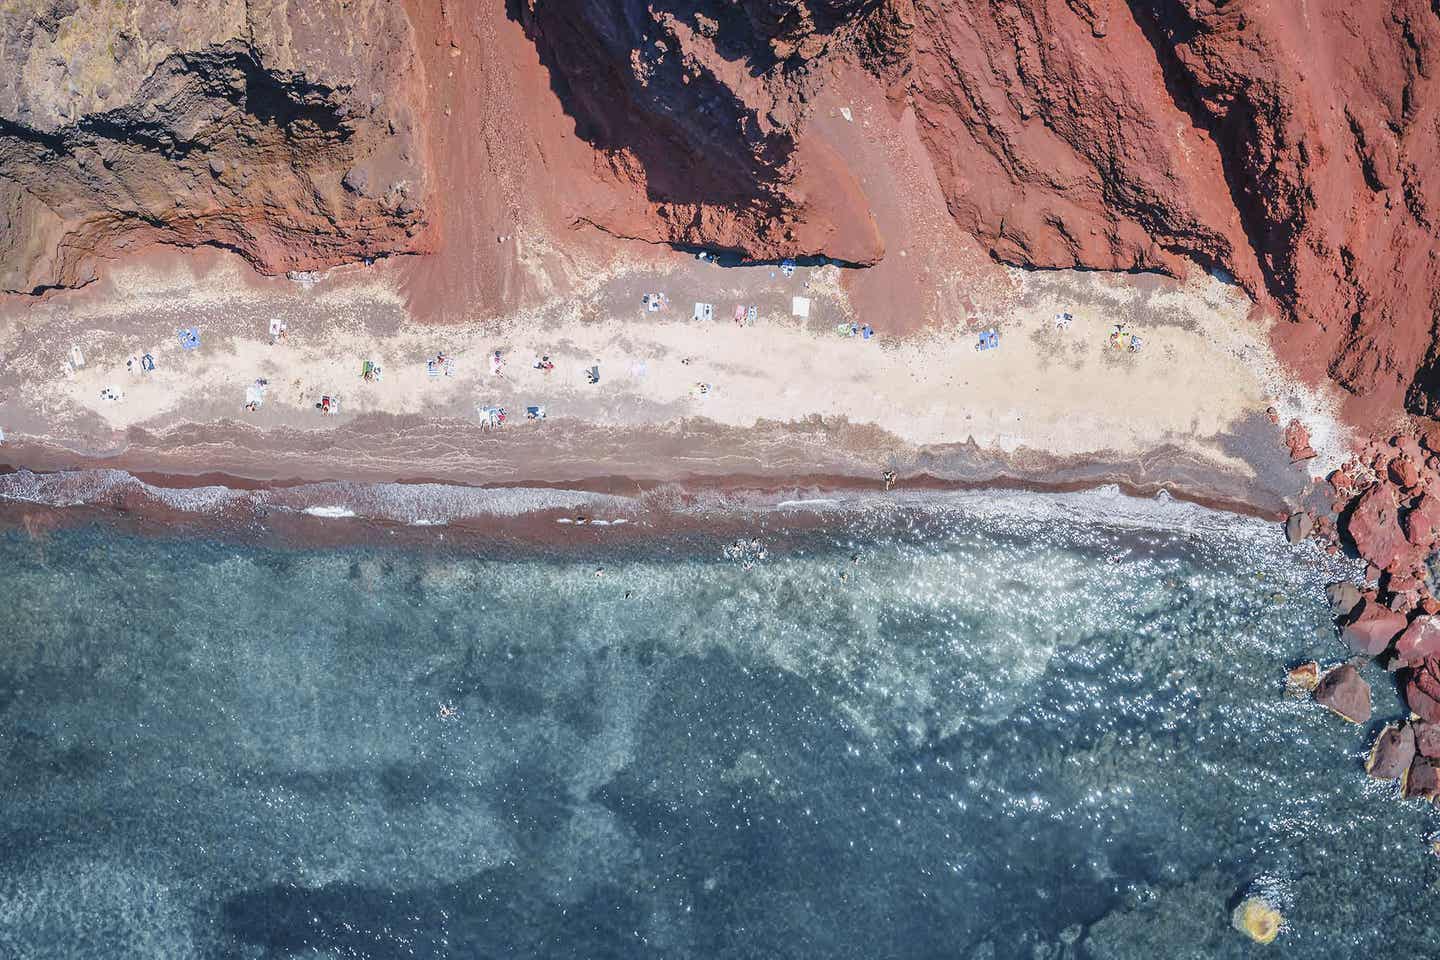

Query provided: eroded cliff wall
[5,0,1440,422]
[0,0,431,294]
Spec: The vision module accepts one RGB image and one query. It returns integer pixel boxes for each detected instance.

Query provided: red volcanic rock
[1402,758,1440,802]
[1405,495,1440,547]
[1341,600,1407,657]
[1403,658,1440,724]
[1367,722,1416,781]
[1329,469,1355,495]
[1397,617,1440,666]
[1284,421,1317,463]
[1314,664,1372,724]
[1346,486,1412,571]
[1389,457,1422,490]
[1414,722,1440,759]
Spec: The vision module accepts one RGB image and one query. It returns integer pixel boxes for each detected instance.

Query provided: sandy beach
[0,241,1348,518]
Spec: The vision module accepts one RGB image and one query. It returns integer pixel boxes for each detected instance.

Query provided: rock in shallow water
[1341,599,1407,657]
[1326,581,1362,617]
[1395,616,1440,666]
[1402,757,1440,801]
[1314,664,1372,723]
[1366,722,1416,780]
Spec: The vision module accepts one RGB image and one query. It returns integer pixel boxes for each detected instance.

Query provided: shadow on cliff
[503,0,797,216]
[1123,1,1293,309]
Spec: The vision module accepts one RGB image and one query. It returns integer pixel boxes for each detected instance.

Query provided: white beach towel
[791,296,811,319]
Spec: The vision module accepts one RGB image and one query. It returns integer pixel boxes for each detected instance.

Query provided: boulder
[1284,511,1313,544]
[1340,600,1407,656]
[1395,616,1440,666]
[1401,757,1440,801]
[1389,456,1422,489]
[1313,664,1372,723]
[1346,485,1412,571]
[1403,658,1440,723]
[1404,494,1440,546]
[1414,721,1440,759]
[1366,722,1416,780]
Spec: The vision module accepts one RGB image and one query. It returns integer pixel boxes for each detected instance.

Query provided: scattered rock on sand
[1366,722,1416,780]
[1325,581,1362,617]
[1283,420,1316,463]
[1402,657,1440,723]
[1340,599,1407,656]
[1284,510,1313,544]
[1313,664,1372,723]
[1402,757,1440,801]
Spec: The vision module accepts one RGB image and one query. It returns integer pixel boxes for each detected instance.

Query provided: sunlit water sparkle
[0,490,1436,958]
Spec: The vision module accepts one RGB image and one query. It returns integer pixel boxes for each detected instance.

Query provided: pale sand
[0,248,1349,509]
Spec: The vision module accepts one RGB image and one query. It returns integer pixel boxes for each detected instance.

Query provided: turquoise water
[0,493,1435,958]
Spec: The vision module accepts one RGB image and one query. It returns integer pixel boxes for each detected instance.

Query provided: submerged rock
[1366,722,1416,780]
[1314,664,1372,723]
[1284,661,1320,696]
[1231,897,1283,944]
[1284,511,1313,544]
[1340,600,1406,657]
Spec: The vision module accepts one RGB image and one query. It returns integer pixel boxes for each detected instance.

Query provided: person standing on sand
[883,470,897,491]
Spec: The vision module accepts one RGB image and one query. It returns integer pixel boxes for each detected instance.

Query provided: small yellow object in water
[1232,898,1283,944]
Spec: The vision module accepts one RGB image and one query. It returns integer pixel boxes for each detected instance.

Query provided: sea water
[0,491,1436,958]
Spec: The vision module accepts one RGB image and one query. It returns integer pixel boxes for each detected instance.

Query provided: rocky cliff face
[6,0,1440,421]
[899,0,1440,417]
[0,0,431,294]
[511,0,893,264]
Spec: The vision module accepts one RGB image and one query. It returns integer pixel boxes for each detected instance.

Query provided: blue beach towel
[178,328,200,351]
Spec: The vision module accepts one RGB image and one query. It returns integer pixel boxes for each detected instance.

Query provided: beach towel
[792,296,811,319]
[269,318,286,337]
[426,360,440,378]
[178,328,200,351]
[734,305,746,323]
[526,405,546,420]
[693,302,713,322]
[747,306,758,324]
[68,345,85,368]
[861,325,874,340]
[781,258,797,277]
[245,383,266,407]
[140,354,155,372]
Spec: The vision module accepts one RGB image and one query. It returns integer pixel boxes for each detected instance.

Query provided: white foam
[302,506,357,519]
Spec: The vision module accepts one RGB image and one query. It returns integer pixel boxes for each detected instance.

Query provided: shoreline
[0,456,1297,555]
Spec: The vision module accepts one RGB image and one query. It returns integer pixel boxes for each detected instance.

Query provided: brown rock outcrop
[0,0,431,293]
